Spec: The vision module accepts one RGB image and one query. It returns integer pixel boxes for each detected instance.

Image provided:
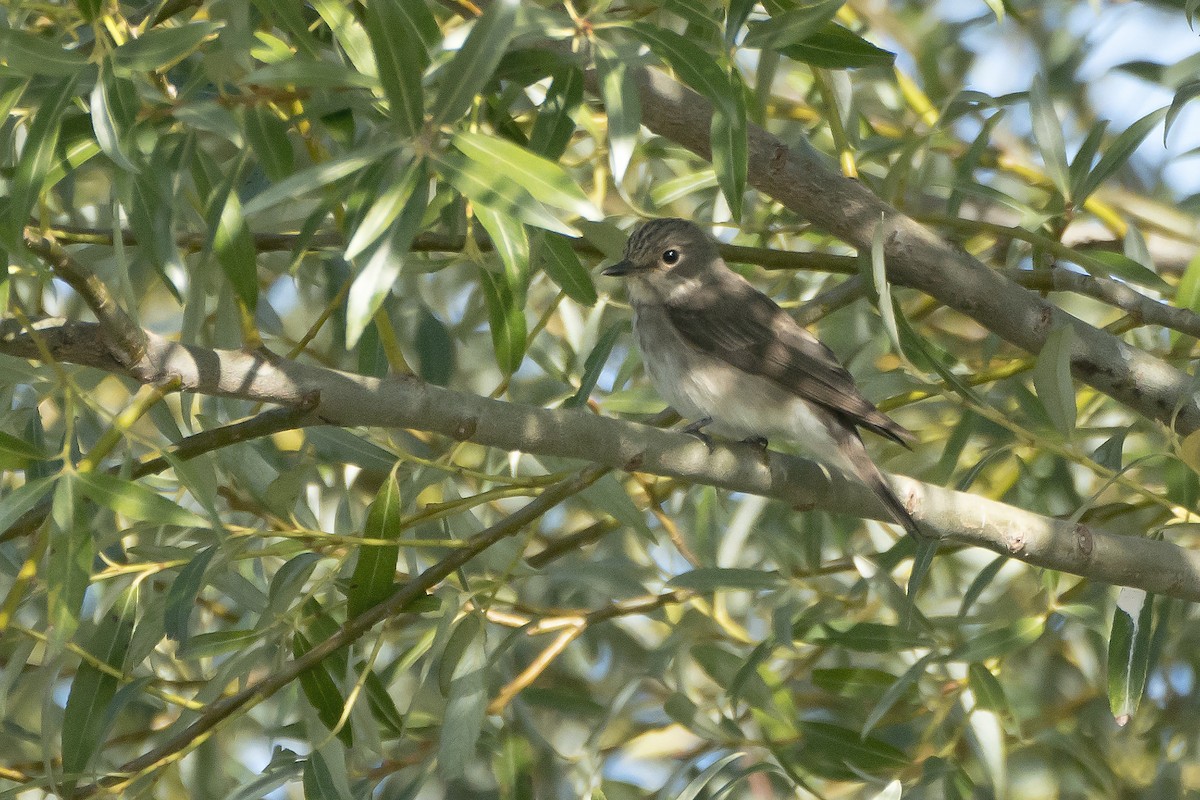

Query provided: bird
[602,217,919,537]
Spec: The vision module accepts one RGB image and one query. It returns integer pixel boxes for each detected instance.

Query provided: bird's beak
[602,259,635,277]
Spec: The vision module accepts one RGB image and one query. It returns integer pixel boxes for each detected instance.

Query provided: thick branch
[622,67,1200,435]
[5,321,1200,601]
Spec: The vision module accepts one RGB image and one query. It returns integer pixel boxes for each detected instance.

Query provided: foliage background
[4,0,1200,798]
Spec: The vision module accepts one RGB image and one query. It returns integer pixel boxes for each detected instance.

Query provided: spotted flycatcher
[603,218,919,536]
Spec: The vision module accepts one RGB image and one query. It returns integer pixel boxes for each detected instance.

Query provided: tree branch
[5,321,1200,601]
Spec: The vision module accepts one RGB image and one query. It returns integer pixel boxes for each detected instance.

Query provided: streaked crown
[621,218,719,273]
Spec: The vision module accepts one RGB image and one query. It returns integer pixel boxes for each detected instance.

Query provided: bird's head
[602,218,722,299]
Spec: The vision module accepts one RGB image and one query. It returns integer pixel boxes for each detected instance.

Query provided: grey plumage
[603,218,919,536]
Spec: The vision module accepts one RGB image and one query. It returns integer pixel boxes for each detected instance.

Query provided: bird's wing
[666,278,914,445]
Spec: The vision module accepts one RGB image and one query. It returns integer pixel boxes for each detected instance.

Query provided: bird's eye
[662,249,680,265]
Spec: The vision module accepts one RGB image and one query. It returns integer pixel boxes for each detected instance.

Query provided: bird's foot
[742,436,770,465]
[681,417,715,452]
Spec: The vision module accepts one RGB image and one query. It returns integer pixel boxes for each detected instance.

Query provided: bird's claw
[741,436,770,465]
[682,417,715,452]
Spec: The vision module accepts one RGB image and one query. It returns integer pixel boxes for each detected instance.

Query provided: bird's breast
[631,303,838,452]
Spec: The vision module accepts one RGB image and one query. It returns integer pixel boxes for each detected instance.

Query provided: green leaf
[433,148,576,236]
[345,153,425,260]
[811,667,901,698]
[790,721,909,781]
[451,131,602,222]
[1067,120,1109,199]
[362,662,405,735]
[1166,80,1200,146]
[807,621,926,652]
[742,0,845,50]
[364,0,430,136]
[1108,587,1154,724]
[61,588,137,791]
[711,65,748,219]
[240,105,294,181]
[243,58,381,89]
[1074,249,1170,292]
[345,159,429,347]
[474,205,530,301]
[438,614,487,780]
[293,630,354,747]
[415,309,456,386]
[1076,107,1168,204]
[781,21,896,69]
[529,65,584,160]
[163,546,216,644]
[2,74,78,247]
[176,628,263,660]
[952,617,1044,663]
[1031,323,1077,436]
[540,233,597,305]
[111,21,223,72]
[0,475,55,532]
[89,64,140,173]
[564,323,622,408]
[667,567,784,592]
[596,46,641,184]
[242,140,402,215]
[627,23,734,116]
[479,267,527,375]
[1029,77,1070,198]
[862,652,936,735]
[209,161,260,311]
[967,662,1009,713]
[675,752,746,800]
[430,0,520,126]
[76,471,208,528]
[347,468,403,618]
[47,473,90,653]
[0,430,49,468]
[0,29,88,76]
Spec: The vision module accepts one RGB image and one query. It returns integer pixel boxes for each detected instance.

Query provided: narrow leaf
[111,21,223,72]
[347,469,403,618]
[438,614,487,779]
[742,0,845,49]
[242,140,403,215]
[1031,324,1078,435]
[780,22,896,69]
[76,471,207,528]
[434,148,576,236]
[364,0,429,136]
[597,47,641,184]
[345,160,429,347]
[540,233,596,305]
[451,131,601,222]
[163,546,216,644]
[529,65,584,159]
[430,0,520,126]
[711,65,748,220]
[61,588,137,790]
[473,205,530,301]
[3,74,78,247]
[563,323,622,408]
[479,267,527,375]
[1077,107,1168,204]
[293,631,354,746]
[1108,587,1154,725]
[47,474,90,653]
[0,29,87,76]
[1029,77,1070,197]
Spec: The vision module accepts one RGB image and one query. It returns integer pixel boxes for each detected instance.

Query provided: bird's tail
[829,423,919,538]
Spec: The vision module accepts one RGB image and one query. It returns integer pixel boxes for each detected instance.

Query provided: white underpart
[632,301,852,474]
